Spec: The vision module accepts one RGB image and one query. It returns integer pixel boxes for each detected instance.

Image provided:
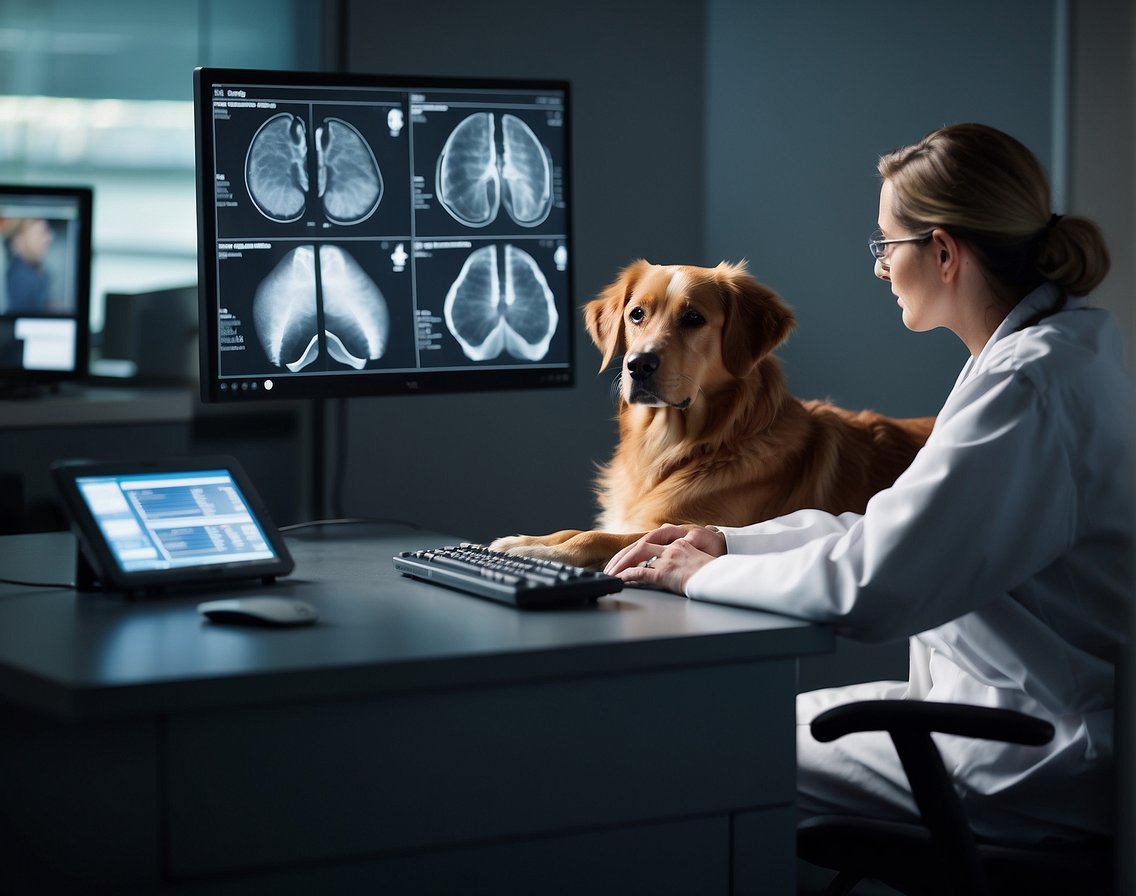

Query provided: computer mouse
[197,597,318,627]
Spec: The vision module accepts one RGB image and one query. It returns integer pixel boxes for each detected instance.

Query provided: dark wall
[335,0,707,542]
[704,0,1060,417]
[333,0,1063,542]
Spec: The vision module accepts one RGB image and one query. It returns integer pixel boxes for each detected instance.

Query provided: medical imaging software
[201,73,572,398]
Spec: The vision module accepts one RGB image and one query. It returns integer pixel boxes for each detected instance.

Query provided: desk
[0,525,833,895]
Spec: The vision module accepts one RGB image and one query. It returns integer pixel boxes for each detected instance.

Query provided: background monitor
[98,284,199,384]
[0,184,92,395]
[193,67,574,403]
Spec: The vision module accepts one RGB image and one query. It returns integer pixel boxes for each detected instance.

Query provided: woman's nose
[874,259,890,281]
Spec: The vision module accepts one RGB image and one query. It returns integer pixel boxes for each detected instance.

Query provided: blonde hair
[878,123,1109,310]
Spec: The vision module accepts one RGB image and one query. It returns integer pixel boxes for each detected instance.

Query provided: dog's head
[583,260,795,409]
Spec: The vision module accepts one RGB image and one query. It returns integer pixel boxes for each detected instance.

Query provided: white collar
[954,282,1084,388]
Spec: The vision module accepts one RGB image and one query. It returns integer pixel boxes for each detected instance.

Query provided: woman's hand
[605,524,727,594]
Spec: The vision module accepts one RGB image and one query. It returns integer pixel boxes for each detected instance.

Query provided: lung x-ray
[435,112,553,228]
[245,112,384,225]
[444,244,557,361]
[254,245,390,371]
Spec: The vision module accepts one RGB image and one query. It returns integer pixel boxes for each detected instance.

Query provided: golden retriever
[491,260,934,568]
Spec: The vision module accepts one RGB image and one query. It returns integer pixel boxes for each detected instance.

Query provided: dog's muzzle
[624,350,691,409]
[625,350,664,405]
[626,351,660,382]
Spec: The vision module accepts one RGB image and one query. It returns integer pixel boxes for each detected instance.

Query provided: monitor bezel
[193,66,575,404]
[0,183,93,391]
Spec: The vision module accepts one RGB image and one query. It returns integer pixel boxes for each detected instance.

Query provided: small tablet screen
[52,456,293,593]
[74,468,277,573]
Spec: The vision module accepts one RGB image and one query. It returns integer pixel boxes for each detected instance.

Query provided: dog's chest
[595,462,698,531]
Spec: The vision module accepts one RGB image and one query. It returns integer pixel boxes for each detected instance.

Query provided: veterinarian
[606,122,1131,844]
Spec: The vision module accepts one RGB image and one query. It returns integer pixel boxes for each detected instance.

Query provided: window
[0,0,324,334]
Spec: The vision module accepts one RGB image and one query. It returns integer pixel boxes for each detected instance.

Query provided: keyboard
[393,544,623,608]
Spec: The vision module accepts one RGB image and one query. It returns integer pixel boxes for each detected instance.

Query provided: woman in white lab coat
[606,123,1131,843]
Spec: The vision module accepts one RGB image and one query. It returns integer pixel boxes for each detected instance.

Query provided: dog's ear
[716,261,796,376]
[584,259,649,372]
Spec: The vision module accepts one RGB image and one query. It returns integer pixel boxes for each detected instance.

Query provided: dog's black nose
[626,351,659,381]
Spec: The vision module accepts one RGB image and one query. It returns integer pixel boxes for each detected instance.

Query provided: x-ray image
[253,244,390,371]
[246,113,384,225]
[435,113,553,229]
[444,244,557,362]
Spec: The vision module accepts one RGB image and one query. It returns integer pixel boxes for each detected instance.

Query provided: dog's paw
[489,535,572,563]
[489,534,544,554]
[488,534,525,553]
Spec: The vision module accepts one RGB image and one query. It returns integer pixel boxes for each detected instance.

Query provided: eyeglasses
[868,232,932,261]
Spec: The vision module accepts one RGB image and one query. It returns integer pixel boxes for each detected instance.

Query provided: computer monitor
[0,184,92,395]
[193,67,574,403]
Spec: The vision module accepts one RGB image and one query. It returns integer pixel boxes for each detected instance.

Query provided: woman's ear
[932,228,962,282]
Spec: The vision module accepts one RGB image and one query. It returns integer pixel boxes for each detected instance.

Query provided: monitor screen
[0,184,92,393]
[193,67,574,403]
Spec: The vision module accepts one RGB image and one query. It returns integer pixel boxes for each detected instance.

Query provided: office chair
[796,700,1114,896]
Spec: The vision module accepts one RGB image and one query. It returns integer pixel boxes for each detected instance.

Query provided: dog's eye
[679,309,706,327]
[628,306,645,324]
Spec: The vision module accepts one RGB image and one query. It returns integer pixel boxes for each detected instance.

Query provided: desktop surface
[0,523,833,894]
[0,523,831,719]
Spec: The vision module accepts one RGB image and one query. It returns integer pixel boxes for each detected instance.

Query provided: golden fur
[491,260,934,568]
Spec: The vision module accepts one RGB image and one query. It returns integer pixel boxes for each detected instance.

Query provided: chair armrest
[810,699,1054,747]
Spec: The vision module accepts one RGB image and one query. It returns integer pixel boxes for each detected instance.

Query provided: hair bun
[1037,214,1110,296]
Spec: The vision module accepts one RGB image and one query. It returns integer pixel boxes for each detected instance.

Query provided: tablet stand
[74,546,104,594]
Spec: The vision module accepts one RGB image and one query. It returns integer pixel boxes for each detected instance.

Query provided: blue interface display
[75,469,277,572]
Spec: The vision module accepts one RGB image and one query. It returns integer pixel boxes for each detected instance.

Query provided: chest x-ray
[435,112,553,229]
[253,244,389,371]
[246,112,384,225]
[444,243,557,362]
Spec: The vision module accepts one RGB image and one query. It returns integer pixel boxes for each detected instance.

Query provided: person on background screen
[3,217,54,312]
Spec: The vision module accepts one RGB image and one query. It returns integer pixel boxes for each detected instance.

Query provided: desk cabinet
[0,528,831,894]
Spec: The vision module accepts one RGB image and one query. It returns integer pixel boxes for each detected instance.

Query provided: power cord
[280,517,423,533]
[0,575,74,589]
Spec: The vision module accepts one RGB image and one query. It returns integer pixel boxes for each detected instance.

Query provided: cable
[0,576,74,589]
[279,517,423,533]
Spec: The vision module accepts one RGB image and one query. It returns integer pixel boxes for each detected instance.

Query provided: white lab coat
[686,282,1133,842]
